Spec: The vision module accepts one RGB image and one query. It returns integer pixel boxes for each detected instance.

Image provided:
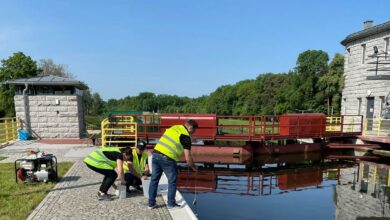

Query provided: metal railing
[101,115,137,147]
[363,118,390,137]
[0,117,20,146]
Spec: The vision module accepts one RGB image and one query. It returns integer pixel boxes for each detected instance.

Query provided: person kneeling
[124,140,150,193]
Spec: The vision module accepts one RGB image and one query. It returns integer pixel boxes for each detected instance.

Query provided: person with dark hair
[123,140,150,193]
[148,119,198,210]
[84,147,132,201]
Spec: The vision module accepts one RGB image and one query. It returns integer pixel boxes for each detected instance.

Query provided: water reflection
[177,153,390,220]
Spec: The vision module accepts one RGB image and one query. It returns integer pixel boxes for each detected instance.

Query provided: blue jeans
[148,152,178,207]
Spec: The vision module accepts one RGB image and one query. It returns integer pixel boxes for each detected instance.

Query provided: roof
[6,75,88,90]
[341,20,390,46]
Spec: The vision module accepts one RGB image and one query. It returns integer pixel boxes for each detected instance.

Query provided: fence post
[12,118,16,140]
[5,119,9,143]
[377,118,381,137]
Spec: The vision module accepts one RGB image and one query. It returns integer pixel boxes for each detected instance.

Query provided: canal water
[177,154,390,220]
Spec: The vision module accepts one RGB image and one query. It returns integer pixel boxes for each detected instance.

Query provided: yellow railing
[326,116,341,132]
[101,115,137,147]
[363,118,390,137]
[0,117,20,146]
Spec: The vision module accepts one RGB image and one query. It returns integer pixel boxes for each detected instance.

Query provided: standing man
[124,140,150,193]
[148,119,198,209]
[84,147,131,200]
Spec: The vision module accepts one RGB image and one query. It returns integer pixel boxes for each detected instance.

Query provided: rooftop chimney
[363,20,373,29]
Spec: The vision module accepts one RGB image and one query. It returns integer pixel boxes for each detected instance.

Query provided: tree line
[0,50,344,123]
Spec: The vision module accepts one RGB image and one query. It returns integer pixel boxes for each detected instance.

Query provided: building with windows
[6,75,88,139]
[341,20,390,139]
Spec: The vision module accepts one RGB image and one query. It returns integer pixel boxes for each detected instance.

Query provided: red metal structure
[132,113,362,142]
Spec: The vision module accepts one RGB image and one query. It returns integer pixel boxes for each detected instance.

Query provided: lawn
[0,162,74,220]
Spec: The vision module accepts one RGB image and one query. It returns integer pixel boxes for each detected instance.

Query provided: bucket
[18,129,29,140]
[142,179,150,198]
[118,184,126,199]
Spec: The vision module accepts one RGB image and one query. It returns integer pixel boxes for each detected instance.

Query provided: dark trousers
[148,152,178,207]
[125,173,142,190]
[86,164,117,194]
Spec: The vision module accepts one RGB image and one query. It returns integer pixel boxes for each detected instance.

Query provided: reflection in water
[177,154,390,220]
[335,162,390,219]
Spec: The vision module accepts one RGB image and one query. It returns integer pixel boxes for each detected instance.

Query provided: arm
[184,149,197,172]
[116,159,125,184]
[126,161,143,179]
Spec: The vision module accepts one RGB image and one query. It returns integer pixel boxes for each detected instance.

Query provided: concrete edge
[159,173,198,220]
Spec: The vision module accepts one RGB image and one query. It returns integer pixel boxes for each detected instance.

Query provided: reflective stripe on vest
[154,125,189,161]
[123,149,148,176]
[83,147,120,170]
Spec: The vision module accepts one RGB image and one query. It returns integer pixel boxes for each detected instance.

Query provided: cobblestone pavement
[27,160,172,220]
[0,141,172,220]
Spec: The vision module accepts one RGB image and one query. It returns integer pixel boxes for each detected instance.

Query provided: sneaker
[148,204,157,210]
[133,185,143,192]
[167,203,182,210]
[97,192,112,201]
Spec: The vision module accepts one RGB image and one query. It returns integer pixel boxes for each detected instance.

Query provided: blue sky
[1,0,390,100]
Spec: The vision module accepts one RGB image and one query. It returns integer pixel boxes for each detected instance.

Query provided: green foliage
[0,162,73,220]
[0,52,39,117]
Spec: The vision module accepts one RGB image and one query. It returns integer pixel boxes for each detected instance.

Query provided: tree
[317,53,344,115]
[0,52,39,117]
[295,50,329,112]
[38,59,74,78]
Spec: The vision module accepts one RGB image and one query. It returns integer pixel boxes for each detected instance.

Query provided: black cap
[137,140,146,151]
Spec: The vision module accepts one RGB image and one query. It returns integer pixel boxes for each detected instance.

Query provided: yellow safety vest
[154,125,189,161]
[123,149,148,176]
[83,147,121,170]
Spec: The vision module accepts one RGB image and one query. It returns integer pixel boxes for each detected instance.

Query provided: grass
[0,156,6,161]
[0,162,74,220]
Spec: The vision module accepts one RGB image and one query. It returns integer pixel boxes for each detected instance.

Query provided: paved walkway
[0,141,172,220]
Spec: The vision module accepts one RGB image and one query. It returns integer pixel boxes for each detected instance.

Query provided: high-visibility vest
[123,149,148,175]
[154,125,189,161]
[83,147,121,170]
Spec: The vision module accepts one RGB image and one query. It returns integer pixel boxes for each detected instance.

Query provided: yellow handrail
[0,117,20,146]
[101,115,137,147]
[363,118,390,137]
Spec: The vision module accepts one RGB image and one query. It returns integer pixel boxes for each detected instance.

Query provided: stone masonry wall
[341,30,390,117]
[14,95,83,138]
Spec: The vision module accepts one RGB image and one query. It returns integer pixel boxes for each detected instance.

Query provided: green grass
[0,162,74,220]
[218,118,279,135]
[0,156,6,161]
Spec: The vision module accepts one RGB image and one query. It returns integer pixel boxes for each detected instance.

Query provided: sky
[1,0,390,100]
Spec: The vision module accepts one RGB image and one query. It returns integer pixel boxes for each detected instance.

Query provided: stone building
[7,75,88,139]
[340,20,390,137]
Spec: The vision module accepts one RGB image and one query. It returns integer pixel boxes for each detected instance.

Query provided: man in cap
[148,119,198,210]
[124,140,150,193]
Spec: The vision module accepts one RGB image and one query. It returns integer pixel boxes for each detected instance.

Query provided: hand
[142,176,149,180]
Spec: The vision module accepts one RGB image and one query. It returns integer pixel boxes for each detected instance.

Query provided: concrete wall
[341,30,390,117]
[15,95,85,138]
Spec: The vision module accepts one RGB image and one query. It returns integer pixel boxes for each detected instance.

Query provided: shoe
[133,185,143,192]
[148,204,157,210]
[167,203,182,210]
[97,192,112,201]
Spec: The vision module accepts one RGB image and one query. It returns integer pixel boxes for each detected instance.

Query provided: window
[347,48,351,65]
[357,98,362,115]
[361,44,366,64]
[385,37,389,59]
[343,98,347,114]
[380,96,385,117]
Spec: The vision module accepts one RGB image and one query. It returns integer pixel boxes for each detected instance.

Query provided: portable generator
[15,150,58,183]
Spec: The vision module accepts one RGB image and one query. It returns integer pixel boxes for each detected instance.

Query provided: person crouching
[123,140,150,193]
[84,146,132,200]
